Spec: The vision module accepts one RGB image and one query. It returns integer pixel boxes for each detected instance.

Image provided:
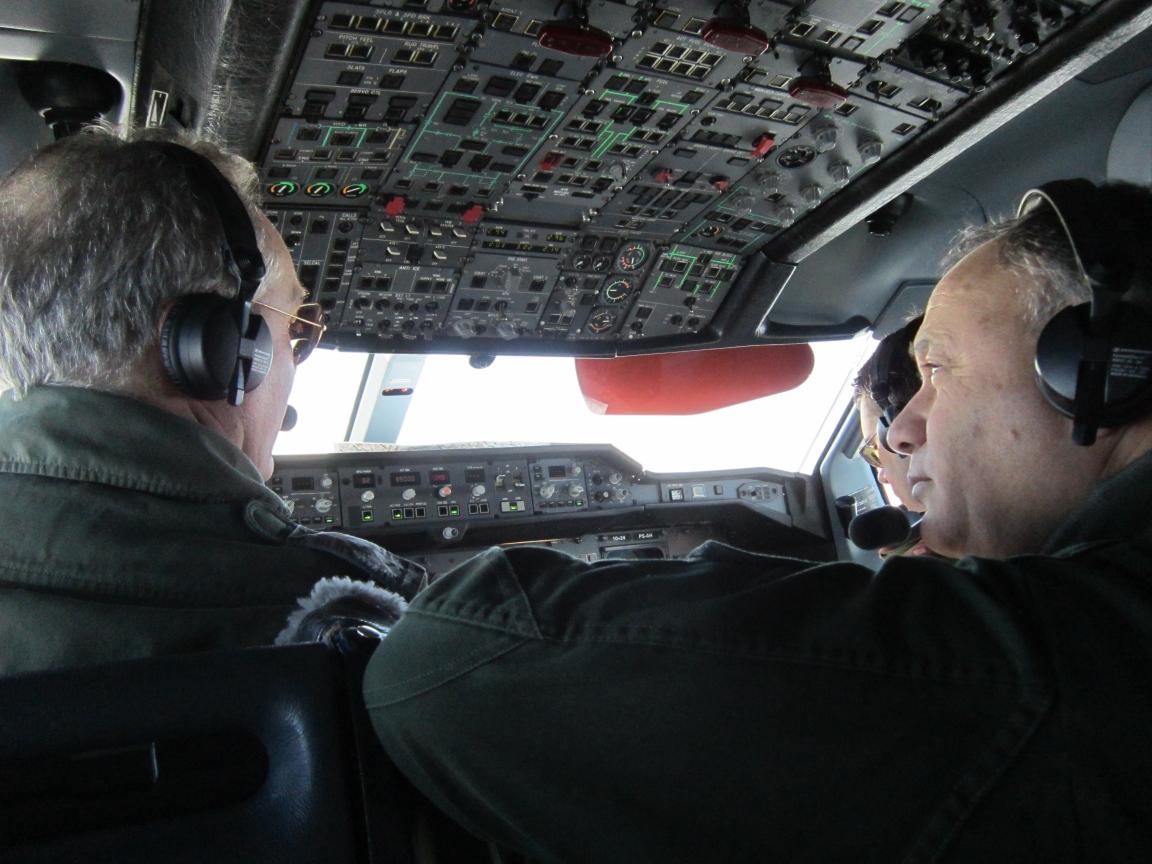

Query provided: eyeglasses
[857,433,883,469]
[876,413,908,458]
[252,301,326,365]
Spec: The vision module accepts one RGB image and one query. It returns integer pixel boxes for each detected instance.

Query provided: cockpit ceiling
[147,0,1137,355]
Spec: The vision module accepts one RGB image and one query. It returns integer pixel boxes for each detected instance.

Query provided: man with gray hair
[363,180,1152,860]
[0,129,419,675]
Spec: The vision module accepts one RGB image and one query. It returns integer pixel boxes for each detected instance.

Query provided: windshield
[275,334,873,474]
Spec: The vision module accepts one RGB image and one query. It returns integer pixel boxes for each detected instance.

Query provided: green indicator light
[449,506,460,516]
[325,517,335,524]
[602,89,638,104]
[392,509,404,520]
[361,510,374,523]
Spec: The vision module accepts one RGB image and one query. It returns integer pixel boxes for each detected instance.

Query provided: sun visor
[575,345,814,415]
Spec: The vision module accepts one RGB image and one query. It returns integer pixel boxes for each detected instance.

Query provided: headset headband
[1017,179,1132,331]
[155,143,265,303]
[870,316,922,423]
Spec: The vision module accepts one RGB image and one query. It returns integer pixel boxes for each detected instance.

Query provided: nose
[886,387,927,455]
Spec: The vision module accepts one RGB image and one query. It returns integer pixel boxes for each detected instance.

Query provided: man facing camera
[364,180,1152,862]
[0,130,419,675]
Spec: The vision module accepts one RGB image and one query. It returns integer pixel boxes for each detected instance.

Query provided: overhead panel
[260,0,1118,354]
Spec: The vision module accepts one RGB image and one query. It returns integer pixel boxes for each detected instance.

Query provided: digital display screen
[429,470,450,485]
[353,473,376,488]
[465,467,485,483]
[603,546,665,560]
[548,465,568,479]
[390,471,420,487]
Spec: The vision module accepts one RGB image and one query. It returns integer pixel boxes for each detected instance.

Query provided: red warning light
[709,176,731,192]
[384,196,406,216]
[537,20,614,57]
[462,204,486,224]
[651,167,675,184]
[701,19,770,55]
[538,151,564,172]
[787,76,850,108]
[750,132,776,158]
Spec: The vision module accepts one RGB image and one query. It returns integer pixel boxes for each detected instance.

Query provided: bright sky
[275,334,874,474]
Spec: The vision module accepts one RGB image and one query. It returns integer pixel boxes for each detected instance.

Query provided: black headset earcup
[1035,301,1152,429]
[160,296,244,400]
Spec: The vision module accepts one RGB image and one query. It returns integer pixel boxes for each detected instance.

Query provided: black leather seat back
[0,644,364,864]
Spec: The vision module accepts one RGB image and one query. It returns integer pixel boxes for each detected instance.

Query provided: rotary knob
[859,138,883,165]
[568,484,585,498]
[755,170,780,193]
[608,471,623,485]
[729,191,755,213]
[401,488,417,501]
[360,490,376,503]
[452,319,479,338]
[495,320,520,340]
[829,161,852,185]
[471,484,486,497]
[315,498,333,514]
[437,485,453,498]
[539,483,556,499]
[811,123,838,153]
[321,475,334,489]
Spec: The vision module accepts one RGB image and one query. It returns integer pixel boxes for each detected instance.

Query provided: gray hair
[0,127,275,397]
[941,212,1088,336]
[940,181,1152,335]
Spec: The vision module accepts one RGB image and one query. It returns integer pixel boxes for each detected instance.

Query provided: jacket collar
[0,385,277,504]
[1043,448,1152,554]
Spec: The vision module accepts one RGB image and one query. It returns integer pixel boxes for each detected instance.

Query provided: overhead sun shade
[575,344,815,415]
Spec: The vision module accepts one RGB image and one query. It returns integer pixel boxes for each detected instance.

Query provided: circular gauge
[586,308,618,334]
[777,144,817,169]
[616,242,650,273]
[305,181,334,197]
[602,278,633,304]
[268,180,298,197]
[591,254,612,273]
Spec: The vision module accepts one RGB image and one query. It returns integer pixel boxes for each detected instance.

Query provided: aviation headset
[870,316,922,457]
[1021,179,1152,445]
[156,143,273,406]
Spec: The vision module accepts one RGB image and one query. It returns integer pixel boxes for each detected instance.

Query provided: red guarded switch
[538,151,564,172]
[750,132,776,158]
[787,76,850,109]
